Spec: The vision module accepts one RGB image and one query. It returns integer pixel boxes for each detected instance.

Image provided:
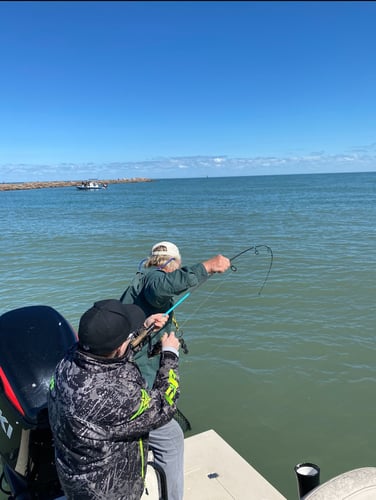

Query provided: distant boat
[76,180,108,190]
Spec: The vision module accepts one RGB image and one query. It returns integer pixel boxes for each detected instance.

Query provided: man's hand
[202,254,231,274]
[161,331,180,351]
[144,313,168,331]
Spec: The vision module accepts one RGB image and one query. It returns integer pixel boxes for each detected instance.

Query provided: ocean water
[1,172,375,499]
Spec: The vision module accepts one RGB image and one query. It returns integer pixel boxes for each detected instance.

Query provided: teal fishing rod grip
[143,292,192,356]
[164,292,191,316]
[131,292,191,351]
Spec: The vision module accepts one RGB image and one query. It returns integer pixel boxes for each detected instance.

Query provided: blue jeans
[148,419,184,500]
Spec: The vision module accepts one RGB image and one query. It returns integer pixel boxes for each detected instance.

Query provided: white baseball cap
[151,241,181,261]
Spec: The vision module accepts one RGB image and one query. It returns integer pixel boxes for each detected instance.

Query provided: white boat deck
[183,429,286,500]
[4,427,375,500]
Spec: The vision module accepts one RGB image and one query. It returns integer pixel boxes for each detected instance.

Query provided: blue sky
[1,1,376,182]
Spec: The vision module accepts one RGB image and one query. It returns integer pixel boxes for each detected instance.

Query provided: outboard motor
[0,305,77,499]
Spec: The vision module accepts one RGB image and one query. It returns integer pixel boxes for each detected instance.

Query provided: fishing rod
[154,244,273,316]
[230,244,273,295]
[130,297,190,352]
[130,244,273,353]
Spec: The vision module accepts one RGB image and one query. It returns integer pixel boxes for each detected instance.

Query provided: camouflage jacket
[48,344,179,500]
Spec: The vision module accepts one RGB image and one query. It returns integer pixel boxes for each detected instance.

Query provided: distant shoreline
[0,178,153,191]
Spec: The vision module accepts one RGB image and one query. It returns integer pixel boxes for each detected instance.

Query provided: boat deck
[184,429,286,499]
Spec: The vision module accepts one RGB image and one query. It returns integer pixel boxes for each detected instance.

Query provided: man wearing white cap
[120,241,230,500]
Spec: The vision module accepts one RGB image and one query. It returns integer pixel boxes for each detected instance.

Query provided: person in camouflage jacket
[48,299,180,500]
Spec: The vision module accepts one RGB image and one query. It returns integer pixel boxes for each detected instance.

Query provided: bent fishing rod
[130,244,273,353]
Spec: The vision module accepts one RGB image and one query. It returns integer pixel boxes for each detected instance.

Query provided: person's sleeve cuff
[161,346,179,358]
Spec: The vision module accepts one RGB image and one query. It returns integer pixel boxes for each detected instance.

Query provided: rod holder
[294,462,320,499]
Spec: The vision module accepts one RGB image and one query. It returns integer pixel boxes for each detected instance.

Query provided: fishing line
[131,245,273,352]
[129,245,273,434]
[166,244,274,362]
[229,245,274,296]
[175,244,273,331]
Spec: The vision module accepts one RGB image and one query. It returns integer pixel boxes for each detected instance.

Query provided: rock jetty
[0,178,153,191]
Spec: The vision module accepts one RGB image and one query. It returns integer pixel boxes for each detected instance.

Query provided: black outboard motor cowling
[0,305,76,499]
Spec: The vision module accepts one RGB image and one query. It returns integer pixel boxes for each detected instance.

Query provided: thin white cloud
[1,151,375,183]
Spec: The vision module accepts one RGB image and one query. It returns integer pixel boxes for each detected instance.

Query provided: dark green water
[1,172,375,499]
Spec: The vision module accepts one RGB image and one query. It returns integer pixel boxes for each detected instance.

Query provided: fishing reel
[147,332,189,358]
[129,326,188,357]
[129,325,153,353]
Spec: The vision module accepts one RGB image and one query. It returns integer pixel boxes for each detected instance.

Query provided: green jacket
[121,263,208,387]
